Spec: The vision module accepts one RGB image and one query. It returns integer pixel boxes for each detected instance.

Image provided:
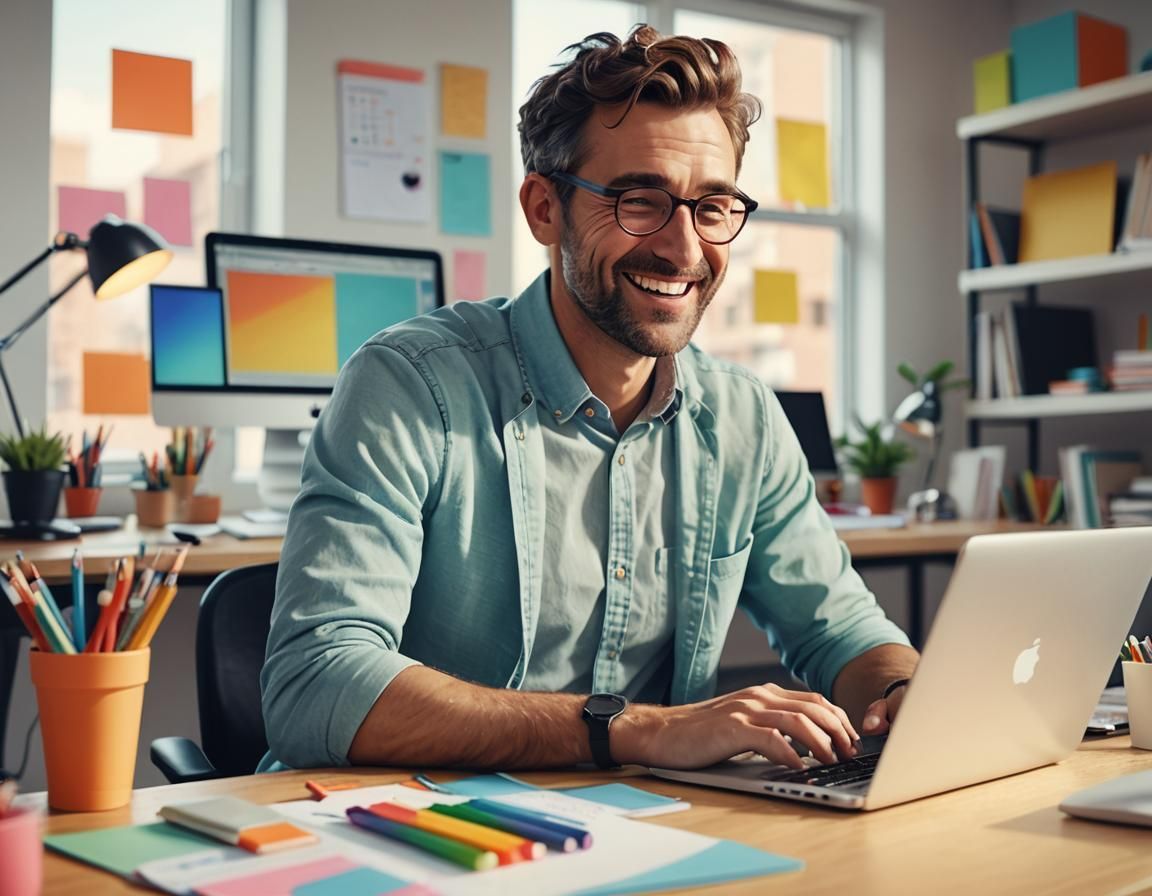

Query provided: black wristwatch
[582,693,628,769]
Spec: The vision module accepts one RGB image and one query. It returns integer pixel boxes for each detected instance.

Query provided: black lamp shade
[85,215,173,299]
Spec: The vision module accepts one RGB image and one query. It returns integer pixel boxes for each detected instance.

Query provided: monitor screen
[149,233,443,428]
[775,391,839,477]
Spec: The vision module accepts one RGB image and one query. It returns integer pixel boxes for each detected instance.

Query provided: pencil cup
[169,474,198,522]
[133,489,173,528]
[30,648,150,811]
[1122,661,1152,750]
[63,485,102,518]
[183,493,221,524]
[0,806,42,895]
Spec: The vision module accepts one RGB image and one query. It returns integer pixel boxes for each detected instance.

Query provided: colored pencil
[466,798,592,847]
[430,802,579,853]
[366,800,542,863]
[1,574,49,651]
[71,550,86,651]
[346,806,498,870]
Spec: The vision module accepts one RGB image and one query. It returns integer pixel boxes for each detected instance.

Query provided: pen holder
[133,489,173,528]
[1122,661,1152,750]
[63,485,102,518]
[182,493,222,524]
[169,474,198,522]
[30,648,150,811]
[0,806,42,895]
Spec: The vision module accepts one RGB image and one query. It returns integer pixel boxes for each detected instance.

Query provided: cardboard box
[1010,11,1127,102]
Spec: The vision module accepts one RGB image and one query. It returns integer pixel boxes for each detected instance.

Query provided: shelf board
[957,71,1152,141]
[958,250,1152,293]
[967,391,1152,420]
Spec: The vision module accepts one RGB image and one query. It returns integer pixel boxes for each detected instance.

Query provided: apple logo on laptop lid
[1013,638,1041,684]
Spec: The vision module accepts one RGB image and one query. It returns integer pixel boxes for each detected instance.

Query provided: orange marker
[305,778,362,800]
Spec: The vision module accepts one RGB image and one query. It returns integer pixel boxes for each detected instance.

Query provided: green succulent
[835,418,915,479]
[897,360,969,393]
[0,425,69,472]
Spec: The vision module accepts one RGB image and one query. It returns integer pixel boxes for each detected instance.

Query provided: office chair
[150,562,277,783]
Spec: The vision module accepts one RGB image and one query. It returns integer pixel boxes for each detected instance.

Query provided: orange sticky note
[82,352,150,415]
[440,64,488,139]
[112,49,193,136]
[753,270,800,324]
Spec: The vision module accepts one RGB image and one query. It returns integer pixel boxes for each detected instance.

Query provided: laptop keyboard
[760,751,881,788]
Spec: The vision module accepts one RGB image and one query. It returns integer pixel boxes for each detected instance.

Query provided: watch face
[585,693,627,718]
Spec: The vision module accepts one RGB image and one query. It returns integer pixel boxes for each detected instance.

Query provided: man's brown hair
[518,24,761,188]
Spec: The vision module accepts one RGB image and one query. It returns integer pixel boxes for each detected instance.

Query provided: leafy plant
[836,418,915,479]
[0,425,69,472]
[897,360,969,393]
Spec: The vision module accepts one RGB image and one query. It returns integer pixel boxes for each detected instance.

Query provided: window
[47,0,249,472]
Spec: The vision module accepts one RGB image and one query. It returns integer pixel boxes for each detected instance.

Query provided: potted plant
[836,418,915,515]
[0,425,69,526]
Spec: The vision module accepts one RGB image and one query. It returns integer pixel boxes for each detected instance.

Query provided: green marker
[346,806,498,870]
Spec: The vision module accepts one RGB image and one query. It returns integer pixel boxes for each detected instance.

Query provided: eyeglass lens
[616,189,749,242]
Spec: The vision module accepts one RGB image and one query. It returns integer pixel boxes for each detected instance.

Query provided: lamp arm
[920,429,941,492]
[0,268,87,352]
[0,354,24,439]
[0,233,84,300]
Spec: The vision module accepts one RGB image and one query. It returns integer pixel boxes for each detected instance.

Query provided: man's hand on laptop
[614,684,861,771]
[861,678,910,736]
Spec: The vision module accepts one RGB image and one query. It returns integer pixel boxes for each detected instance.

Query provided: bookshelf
[959,71,1152,469]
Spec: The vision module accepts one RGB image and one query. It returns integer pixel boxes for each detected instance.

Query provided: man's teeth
[627,274,690,297]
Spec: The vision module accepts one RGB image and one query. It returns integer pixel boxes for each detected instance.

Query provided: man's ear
[519,173,563,246]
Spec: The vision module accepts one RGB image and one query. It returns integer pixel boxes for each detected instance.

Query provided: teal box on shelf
[1010,11,1127,102]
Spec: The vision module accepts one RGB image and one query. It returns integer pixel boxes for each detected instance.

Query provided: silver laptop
[650,527,1152,810]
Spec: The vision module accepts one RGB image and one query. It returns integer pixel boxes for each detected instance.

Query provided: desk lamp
[892,378,958,522]
[0,216,171,538]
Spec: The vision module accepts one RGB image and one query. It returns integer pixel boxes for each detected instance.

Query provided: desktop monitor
[774,391,839,477]
[150,233,443,510]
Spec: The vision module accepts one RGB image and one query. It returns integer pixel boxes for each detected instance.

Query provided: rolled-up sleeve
[739,390,911,698]
[261,343,446,767]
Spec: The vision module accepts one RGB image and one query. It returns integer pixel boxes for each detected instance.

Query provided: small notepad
[159,797,319,854]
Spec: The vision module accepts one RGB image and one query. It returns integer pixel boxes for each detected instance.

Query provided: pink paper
[143,177,193,246]
[57,186,126,237]
[453,249,487,301]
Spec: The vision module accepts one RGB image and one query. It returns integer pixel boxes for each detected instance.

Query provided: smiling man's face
[552,103,737,358]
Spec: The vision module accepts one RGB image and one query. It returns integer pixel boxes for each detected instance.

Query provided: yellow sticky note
[754,270,800,324]
[83,352,150,415]
[440,64,488,139]
[973,51,1012,114]
[111,49,193,136]
[776,118,830,209]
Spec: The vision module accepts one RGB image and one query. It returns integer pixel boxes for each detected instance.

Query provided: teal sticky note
[438,772,539,797]
[44,822,216,878]
[440,151,491,236]
[295,866,416,896]
[557,783,681,812]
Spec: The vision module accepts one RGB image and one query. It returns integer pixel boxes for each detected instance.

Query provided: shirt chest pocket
[698,536,754,646]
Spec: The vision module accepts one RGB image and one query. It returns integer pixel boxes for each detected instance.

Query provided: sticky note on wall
[82,352,150,415]
[441,64,488,139]
[58,186,126,237]
[112,49,194,136]
[143,177,193,246]
[777,119,830,209]
[754,270,800,324]
[453,250,487,301]
[440,152,492,236]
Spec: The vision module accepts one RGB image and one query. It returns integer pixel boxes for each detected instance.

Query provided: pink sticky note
[57,186,126,237]
[453,249,487,301]
[143,177,193,246]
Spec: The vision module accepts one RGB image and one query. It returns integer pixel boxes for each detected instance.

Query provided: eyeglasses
[550,172,758,245]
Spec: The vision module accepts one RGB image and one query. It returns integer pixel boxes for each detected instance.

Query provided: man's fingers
[757,711,843,765]
[862,698,892,734]
[750,696,857,760]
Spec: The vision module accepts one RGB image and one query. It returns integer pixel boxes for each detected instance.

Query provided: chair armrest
[150,736,223,784]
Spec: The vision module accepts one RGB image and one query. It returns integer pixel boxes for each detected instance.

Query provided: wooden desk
[35,738,1152,894]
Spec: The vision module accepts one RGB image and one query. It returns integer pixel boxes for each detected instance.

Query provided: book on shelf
[969,208,988,269]
[1019,161,1118,263]
[1118,151,1152,252]
[976,304,1097,399]
[947,446,1005,520]
[1058,445,1142,528]
[975,203,1021,266]
[1108,348,1152,391]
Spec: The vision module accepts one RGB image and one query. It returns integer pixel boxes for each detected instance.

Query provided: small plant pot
[134,489,174,528]
[860,477,899,516]
[63,486,102,518]
[3,469,66,524]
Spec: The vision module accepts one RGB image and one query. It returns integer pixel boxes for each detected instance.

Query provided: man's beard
[559,225,723,358]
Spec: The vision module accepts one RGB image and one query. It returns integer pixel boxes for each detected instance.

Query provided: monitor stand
[256,429,308,514]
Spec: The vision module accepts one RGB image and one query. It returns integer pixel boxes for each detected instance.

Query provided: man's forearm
[347,665,594,768]
[831,643,920,726]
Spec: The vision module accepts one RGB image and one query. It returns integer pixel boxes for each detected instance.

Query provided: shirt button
[617,455,626,465]
[614,566,626,580]
[514,430,525,441]
[584,407,595,417]
[607,649,618,660]
[554,409,562,417]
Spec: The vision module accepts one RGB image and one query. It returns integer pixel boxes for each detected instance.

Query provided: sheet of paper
[338,60,430,223]
[82,352,150,415]
[453,250,487,301]
[753,269,800,324]
[440,64,488,139]
[440,152,491,236]
[143,177,193,246]
[111,49,193,136]
[43,822,214,879]
[776,118,830,209]
[58,186,126,237]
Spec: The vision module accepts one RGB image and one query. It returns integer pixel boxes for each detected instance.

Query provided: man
[262,25,918,774]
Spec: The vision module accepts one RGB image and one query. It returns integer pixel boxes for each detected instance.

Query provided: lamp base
[0,520,82,541]
[906,488,959,523]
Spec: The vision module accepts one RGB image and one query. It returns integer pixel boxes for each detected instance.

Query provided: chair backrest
[196,562,278,777]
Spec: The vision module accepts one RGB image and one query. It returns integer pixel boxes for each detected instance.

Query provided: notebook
[651,527,1152,810]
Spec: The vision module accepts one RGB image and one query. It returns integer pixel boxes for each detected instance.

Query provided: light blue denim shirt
[261,272,910,769]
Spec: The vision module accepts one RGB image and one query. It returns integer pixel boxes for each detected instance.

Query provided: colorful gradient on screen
[151,285,226,386]
[226,271,338,374]
[334,273,420,364]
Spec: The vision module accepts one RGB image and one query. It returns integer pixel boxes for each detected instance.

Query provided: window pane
[48,0,229,460]
[692,221,842,423]
[512,1,646,294]
[674,9,839,212]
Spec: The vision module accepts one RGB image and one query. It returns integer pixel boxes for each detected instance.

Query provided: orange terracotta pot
[860,477,898,515]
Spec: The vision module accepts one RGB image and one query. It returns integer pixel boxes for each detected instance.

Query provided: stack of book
[998,471,1063,524]
[1118,151,1152,252]
[969,203,1021,267]
[1058,445,1143,528]
[974,304,1098,400]
[1109,349,1152,392]
[1108,476,1152,527]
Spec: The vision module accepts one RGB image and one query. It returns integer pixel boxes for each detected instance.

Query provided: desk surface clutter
[29,737,1152,895]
